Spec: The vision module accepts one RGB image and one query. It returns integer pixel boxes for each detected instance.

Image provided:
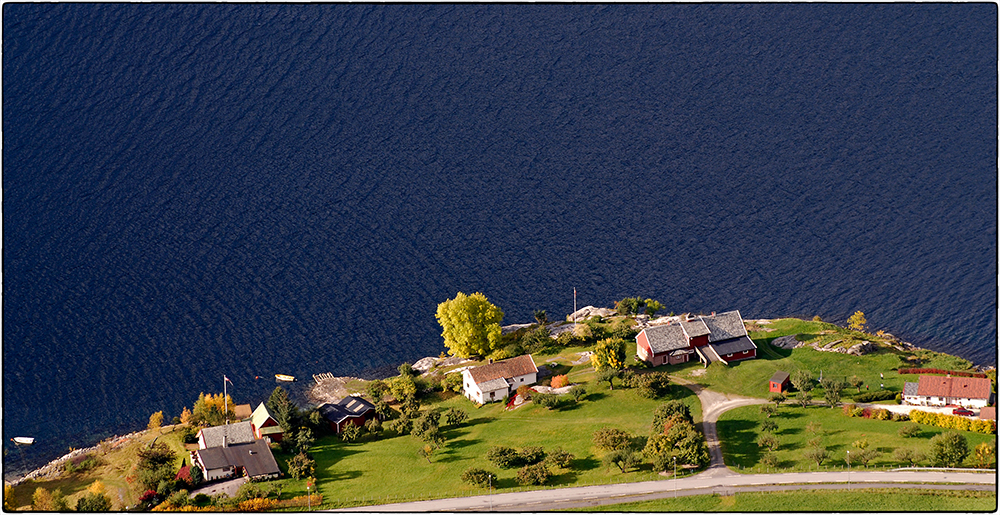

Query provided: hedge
[853,390,897,403]
[897,368,986,378]
[909,410,996,434]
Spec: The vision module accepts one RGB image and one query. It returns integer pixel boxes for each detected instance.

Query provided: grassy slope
[575,488,998,512]
[8,425,190,510]
[718,404,996,472]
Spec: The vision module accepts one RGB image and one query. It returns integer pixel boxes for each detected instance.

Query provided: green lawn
[292,384,701,509]
[674,318,977,401]
[718,404,997,473]
[576,488,998,512]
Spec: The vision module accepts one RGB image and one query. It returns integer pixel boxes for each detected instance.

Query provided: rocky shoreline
[6,430,147,486]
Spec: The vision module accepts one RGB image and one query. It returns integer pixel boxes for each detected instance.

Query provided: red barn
[636,310,756,367]
[769,371,791,393]
[250,402,285,443]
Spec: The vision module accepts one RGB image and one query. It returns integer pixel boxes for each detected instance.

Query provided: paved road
[333,469,995,512]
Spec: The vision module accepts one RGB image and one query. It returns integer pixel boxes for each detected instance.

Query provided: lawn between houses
[673,318,983,402]
[281,383,701,509]
[717,404,996,473]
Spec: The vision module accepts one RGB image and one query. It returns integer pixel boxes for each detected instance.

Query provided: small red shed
[769,371,791,393]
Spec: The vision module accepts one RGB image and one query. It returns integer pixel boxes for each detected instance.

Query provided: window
[743,350,749,354]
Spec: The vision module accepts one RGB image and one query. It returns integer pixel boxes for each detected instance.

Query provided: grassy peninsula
[6,311,996,512]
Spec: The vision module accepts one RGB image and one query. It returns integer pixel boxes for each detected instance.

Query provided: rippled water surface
[3,4,996,473]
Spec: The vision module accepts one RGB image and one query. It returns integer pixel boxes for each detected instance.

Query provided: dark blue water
[3,4,996,475]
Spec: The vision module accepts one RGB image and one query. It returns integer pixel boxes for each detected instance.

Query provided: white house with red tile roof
[911,375,993,408]
[462,354,537,404]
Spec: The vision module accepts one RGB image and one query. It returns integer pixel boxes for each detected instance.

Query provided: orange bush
[550,375,569,389]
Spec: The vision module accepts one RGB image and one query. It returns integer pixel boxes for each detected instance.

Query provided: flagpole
[573,288,577,326]
[224,375,229,425]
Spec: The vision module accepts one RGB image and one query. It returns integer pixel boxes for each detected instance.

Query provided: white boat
[12,437,34,445]
[275,374,296,382]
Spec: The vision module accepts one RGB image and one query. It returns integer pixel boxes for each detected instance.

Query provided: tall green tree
[435,292,504,357]
[534,310,548,325]
[267,386,300,433]
[791,370,813,393]
[930,432,970,468]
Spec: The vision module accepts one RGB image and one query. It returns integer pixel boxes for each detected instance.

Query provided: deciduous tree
[644,299,663,317]
[848,311,867,332]
[435,292,504,358]
[930,432,970,468]
[820,378,846,407]
[148,411,164,432]
[791,370,813,393]
[974,442,995,469]
[591,338,626,371]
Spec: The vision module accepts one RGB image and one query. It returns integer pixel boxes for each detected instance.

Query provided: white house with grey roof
[636,310,757,367]
[462,354,538,404]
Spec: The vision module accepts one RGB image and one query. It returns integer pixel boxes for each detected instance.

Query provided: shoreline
[7,316,994,486]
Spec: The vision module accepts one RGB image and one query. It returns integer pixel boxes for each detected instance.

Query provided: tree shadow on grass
[776,427,802,436]
[555,401,582,412]
[572,456,601,471]
[585,392,608,402]
[444,437,481,451]
[326,469,362,481]
[547,470,580,486]
[776,410,804,420]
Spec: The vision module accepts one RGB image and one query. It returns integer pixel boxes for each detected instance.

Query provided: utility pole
[672,456,677,497]
[846,450,851,490]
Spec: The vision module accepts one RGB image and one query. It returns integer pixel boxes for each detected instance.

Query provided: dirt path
[669,376,768,476]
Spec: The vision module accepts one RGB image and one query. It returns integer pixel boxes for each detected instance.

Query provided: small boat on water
[275,374,296,382]
[12,437,34,445]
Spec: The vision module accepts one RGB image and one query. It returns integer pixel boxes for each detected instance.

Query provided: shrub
[545,448,574,468]
[192,494,211,506]
[516,463,551,485]
[603,449,641,473]
[341,424,362,443]
[533,393,559,410]
[385,417,412,435]
[444,407,468,426]
[485,446,522,469]
[238,498,278,512]
[871,408,890,420]
[804,447,829,466]
[288,451,315,479]
[635,372,671,399]
[593,427,633,451]
[569,384,587,402]
[850,406,865,418]
[853,390,897,403]
[516,385,533,401]
[461,468,496,488]
[651,401,692,432]
[619,369,637,388]
[440,373,463,393]
[891,412,909,422]
[930,432,970,467]
[550,375,569,389]
[759,452,779,467]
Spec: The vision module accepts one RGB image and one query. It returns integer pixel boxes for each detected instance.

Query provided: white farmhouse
[462,354,538,404]
[908,375,993,408]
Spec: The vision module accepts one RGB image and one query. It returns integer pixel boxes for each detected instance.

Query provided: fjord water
[3,5,996,474]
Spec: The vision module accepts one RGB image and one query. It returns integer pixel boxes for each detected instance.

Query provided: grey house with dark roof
[197,420,256,450]
[636,310,757,367]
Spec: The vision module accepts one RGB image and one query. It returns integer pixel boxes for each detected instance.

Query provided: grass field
[575,488,998,512]
[293,383,702,508]
[717,404,997,473]
[674,318,979,401]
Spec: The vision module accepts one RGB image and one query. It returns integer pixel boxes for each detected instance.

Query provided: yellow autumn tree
[87,481,106,495]
[847,311,867,332]
[591,337,626,371]
[148,411,164,431]
[435,292,504,358]
[180,407,193,425]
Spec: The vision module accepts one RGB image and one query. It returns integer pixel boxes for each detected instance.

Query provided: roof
[319,396,376,424]
[197,439,280,478]
[232,404,253,420]
[770,371,790,384]
[903,382,919,396]
[916,375,991,400]
[709,335,757,356]
[467,355,537,386]
[699,311,748,342]
[641,325,690,354]
[679,319,711,338]
[477,377,511,393]
[199,420,256,448]
[251,402,278,432]
[979,407,996,420]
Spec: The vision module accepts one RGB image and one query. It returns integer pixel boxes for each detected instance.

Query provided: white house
[907,375,993,408]
[462,354,538,404]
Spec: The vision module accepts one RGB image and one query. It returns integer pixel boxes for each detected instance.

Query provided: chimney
[223,435,227,448]
[488,358,493,365]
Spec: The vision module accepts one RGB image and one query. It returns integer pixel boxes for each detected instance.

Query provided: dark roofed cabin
[319,395,378,434]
